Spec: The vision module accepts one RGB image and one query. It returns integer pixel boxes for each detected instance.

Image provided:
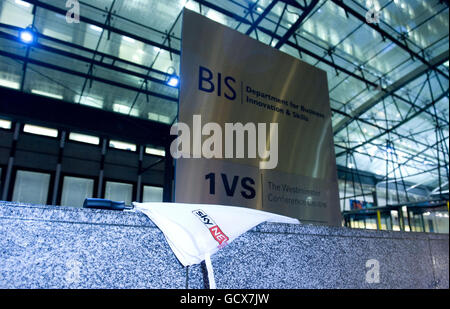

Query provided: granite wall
[0,202,448,289]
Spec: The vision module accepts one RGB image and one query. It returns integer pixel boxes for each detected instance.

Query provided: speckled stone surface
[0,202,184,289]
[428,236,449,289]
[0,202,448,289]
[188,226,443,289]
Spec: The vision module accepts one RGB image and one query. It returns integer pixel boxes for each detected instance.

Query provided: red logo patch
[209,225,229,246]
[192,209,229,247]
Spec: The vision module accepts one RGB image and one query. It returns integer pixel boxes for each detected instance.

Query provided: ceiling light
[19,27,35,44]
[23,124,58,137]
[31,89,63,100]
[109,140,136,152]
[0,79,20,89]
[15,0,31,7]
[69,132,100,145]
[0,119,12,129]
[146,147,166,157]
[167,76,179,87]
[122,36,135,43]
[89,25,103,32]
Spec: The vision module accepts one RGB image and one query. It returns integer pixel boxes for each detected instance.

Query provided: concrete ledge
[0,202,448,289]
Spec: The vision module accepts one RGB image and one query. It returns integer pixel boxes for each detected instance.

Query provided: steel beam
[333,50,450,134]
[0,30,169,87]
[257,24,446,123]
[23,0,439,120]
[274,0,319,49]
[330,0,449,80]
[22,0,180,55]
[0,49,178,103]
[245,0,279,35]
[331,108,447,155]
[193,0,252,25]
[0,87,171,146]
[0,23,171,80]
[279,0,306,11]
[335,89,449,157]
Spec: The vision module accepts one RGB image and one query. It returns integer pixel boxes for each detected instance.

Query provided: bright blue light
[19,29,34,44]
[167,76,179,87]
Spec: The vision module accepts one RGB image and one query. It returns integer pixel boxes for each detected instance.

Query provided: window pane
[31,89,63,100]
[23,124,58,137]
[143,185,163,202]
[0,0,34,28]
[145,147,165,157]
[105,181,133,205]
[61,176,94,208]
[69,132,100,145]
[12,170,50,204]
[0,119,12,129]
[113,103,139,117]
[109,140,136,152]
[0,79,20,89]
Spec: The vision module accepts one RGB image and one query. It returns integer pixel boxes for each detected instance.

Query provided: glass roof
[0,0,448,192]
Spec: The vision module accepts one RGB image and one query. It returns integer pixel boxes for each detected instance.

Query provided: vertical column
[163,142,173,202]
[406,207,413,231]
[97,138,107,198]
[398,206,405,231]
[51,131,66,205]
[1,122,20,201]
[136,145,144,202]
[420,213,426,232]
[371,189,378,206]
[376,210,382,230]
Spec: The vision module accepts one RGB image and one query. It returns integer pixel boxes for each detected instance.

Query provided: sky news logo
[192,209,229,248]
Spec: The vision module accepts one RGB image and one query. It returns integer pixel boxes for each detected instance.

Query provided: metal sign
[174,9,341,226]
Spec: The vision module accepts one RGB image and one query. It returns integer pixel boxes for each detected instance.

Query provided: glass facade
[12,170,50,205]
[104,181,133,205]
[61,176,94,208]
[143,185,163,203]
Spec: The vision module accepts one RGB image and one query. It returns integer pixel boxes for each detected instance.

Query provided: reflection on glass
[12,170,50,205]
[61,176,94,208]
[105,181,133,205]
[143,185,163,202]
